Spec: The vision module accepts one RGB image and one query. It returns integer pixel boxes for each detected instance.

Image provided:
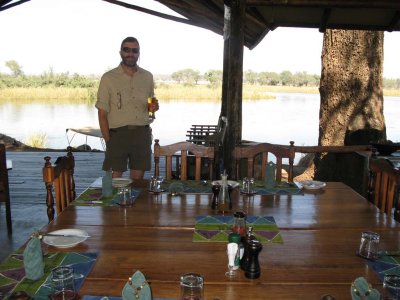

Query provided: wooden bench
[186,124,218,145]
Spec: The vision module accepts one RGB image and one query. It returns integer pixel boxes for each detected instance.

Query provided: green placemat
[193,215,283,243]
[250,181,302,195]
[73,188,141,206]
[161,180,213,194]
[0,251,98,299]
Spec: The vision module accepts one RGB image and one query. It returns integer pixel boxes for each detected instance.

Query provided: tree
[315,29,385,193]
[204,70,222,87]
[244,69,257,84]
[280,70,293,86]
[5,60,23,77]
[171,68,201,85]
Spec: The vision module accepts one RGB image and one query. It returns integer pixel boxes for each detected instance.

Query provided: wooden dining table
[38,180,400,300]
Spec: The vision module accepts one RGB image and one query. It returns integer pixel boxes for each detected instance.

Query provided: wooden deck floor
[0,150,154,261]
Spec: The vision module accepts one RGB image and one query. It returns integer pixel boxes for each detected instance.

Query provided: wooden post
[220,0,245,180]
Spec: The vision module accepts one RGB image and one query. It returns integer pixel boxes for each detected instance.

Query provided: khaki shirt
[95,64,154,128]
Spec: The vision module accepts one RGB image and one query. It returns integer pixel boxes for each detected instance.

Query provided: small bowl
[371,142,400,156]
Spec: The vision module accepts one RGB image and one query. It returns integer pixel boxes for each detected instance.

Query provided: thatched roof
[1,0,399,49]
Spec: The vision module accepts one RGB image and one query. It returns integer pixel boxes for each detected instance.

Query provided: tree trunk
[315,29,386,193]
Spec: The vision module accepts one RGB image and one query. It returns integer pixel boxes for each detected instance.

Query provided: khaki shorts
[103,125,152,172]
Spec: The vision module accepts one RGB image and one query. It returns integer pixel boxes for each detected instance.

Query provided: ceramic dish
[112,178,132,188]
[42,229,89,248]
[297,180,326,190]
[212,180,240,188]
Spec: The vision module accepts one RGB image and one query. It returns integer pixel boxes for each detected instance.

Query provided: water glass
[358,231,380,260]
[117,186,133,206]
[50,266,77,300]
[179,273,204,300]
[383,274,400,299]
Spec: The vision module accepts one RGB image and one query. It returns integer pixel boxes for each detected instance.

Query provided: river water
[1,93,399,150]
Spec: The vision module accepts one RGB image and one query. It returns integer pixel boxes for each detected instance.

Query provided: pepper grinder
[240,226,255,270]
[244,238,263,279]
[211,184,220,209]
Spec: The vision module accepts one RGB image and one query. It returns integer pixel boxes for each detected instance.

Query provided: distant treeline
[1,60,400,89]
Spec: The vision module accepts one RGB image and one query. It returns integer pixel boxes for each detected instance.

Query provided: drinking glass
[358,231,380,260]
[50,266,77,300]
[117,186,133,206]
[155,176,164,192]
[179,273,204,300]
[383,274,400,299]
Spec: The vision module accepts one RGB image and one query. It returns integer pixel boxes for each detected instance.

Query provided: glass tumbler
[179,273,204,300]
[358,231,380,260]
[50,266,77,300]
[383,274,400,299]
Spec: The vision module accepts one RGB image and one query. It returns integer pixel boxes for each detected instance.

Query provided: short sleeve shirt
[95,64,154,128]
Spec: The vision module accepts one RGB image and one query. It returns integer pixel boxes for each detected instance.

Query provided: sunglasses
[121,47,140,54]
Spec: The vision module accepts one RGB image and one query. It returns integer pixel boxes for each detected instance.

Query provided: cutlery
[41,233,90,238]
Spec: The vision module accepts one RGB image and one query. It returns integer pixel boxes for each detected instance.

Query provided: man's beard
[122,57,137,67]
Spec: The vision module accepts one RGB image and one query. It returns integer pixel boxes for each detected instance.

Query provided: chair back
[234,142,295,182]
[43,147,75,223]
[154,139,214,180]
[205,116,228,147]
[368,158,400,220]
[0,143,12,234]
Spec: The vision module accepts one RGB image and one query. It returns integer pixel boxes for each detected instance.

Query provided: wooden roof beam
[387,11,400,32]
[319,8,331,32]
[0,0,30,12]
[246,0,400,9]
[102,0,223,36]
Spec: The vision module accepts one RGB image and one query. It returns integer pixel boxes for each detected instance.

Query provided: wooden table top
[39,180,400,300]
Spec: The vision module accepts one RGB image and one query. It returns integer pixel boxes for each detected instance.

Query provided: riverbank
[1,84,399,101]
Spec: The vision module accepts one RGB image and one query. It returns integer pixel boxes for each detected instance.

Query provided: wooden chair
[368,157,400,220]
[0,143,12,234]
[43,146,76,223]
[154,139,214,180]
[234,142,295,182]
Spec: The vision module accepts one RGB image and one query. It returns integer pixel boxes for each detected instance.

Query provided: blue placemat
[83,297,175,300]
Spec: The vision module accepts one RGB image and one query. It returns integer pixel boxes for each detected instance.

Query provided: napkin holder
[122,270,151,300]
[264,161,276,189]
[350,277,380,300]
[23,234,44,280]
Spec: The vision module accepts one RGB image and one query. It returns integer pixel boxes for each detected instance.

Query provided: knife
[42,233,90,238]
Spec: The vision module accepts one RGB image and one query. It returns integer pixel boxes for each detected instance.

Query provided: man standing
[96,37,159,179]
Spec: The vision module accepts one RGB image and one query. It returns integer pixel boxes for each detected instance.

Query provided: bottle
[217,171,231,214]
[232,211,246,237]
[148,97,157,120]
[102,170,113,197]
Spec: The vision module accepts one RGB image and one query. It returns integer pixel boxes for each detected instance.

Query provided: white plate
[212,180,240,188]
[112,178,132,188]
[42,229,89,248]
[297,180,326,190]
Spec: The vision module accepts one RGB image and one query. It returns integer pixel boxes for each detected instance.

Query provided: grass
[0,84,399,102]
[25,132,48,148]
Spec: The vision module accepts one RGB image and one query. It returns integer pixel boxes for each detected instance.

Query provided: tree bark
[315,29,386,192]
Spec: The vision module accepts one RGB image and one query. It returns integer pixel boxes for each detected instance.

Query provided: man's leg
[130,169,144,180]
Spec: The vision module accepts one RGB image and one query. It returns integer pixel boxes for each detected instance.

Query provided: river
[0,93,399,151]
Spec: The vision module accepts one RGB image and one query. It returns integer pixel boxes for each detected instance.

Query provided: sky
[1,0,400,78]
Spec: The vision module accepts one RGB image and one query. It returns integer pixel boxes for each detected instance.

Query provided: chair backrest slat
[0,143,12,234]
[368,158,400,220]
[43,147,75,223]
[234,142,295,182]
[154,139,214,181]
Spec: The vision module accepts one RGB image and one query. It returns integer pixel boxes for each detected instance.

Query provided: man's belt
[110,125,149,132]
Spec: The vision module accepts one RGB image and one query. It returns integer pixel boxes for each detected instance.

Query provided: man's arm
[98,109,110,142]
